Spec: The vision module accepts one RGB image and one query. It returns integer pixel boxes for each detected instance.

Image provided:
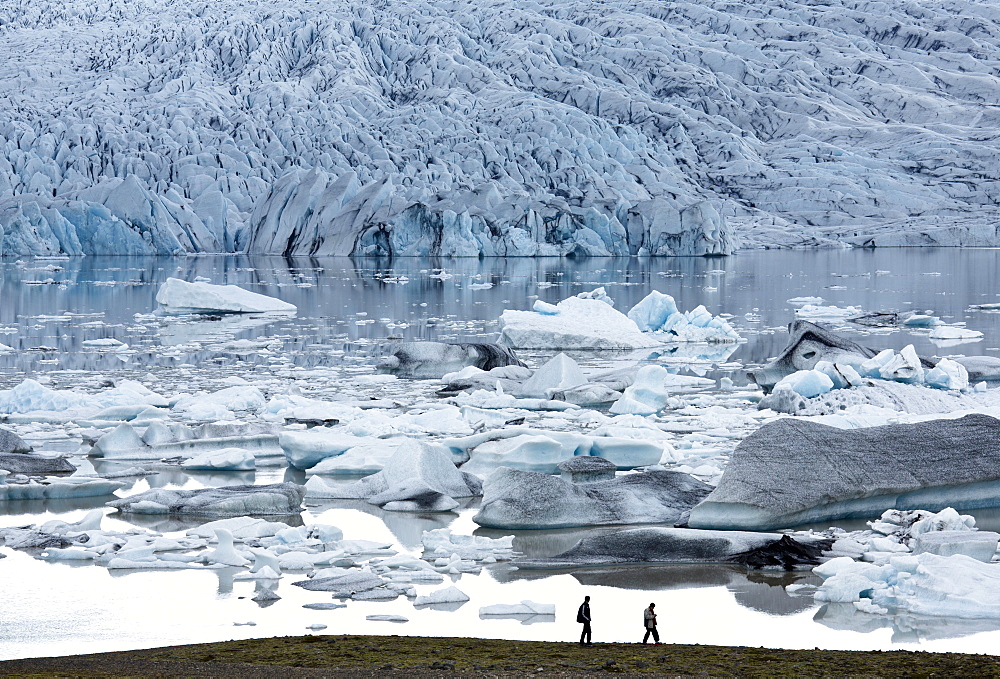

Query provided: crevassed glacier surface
[2,0,999,257]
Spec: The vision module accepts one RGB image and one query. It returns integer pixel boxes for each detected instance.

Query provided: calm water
[2,249,1000,659]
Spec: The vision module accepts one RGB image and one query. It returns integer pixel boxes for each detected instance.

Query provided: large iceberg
[687,414,1000,531]
[473,467,711,529]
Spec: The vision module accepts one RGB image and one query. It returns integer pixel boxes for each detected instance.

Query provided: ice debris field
[5,263,1000,657]
[3,0,1000,259]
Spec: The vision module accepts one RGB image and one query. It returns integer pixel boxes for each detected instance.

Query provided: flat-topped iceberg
[516,526,831,569]
[473,467,711,529]
[499,291,660,350]
[688,414,1000,531]
[155,278,296,314]
[108,483,304,516]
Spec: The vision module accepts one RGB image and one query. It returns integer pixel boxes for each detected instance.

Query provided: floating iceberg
[688,414,1000,531]
[108,483,305,516]
[0,453,74,475]
[456,429,665,476]
[517,527,831,568]
[0,472,122,501]
[473,467,711,529]
[815,553,1000,619]
[305,441,480,512]
[155,278,296,314]
[479,601,555,617]
[180,448,256,471]
[627,291,740,343]
[90,421,279,461]
[414,586,470,606]
[609,364,713,415]
[928,326,985,342]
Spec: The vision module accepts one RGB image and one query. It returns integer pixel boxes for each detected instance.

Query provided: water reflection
[815,603,1000,643]
[4,250,999,379]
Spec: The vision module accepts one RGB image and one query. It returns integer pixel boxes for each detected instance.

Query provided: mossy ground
[3,635,1000,677]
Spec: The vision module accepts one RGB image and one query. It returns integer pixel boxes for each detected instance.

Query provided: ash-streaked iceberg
[473,467,711,529]
[108,483,305,516]
[688,414,1000,531]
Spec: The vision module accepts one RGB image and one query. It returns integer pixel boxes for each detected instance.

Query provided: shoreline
[3,635,1000,677]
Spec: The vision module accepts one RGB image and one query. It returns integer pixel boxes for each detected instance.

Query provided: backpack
[577,604,586,623]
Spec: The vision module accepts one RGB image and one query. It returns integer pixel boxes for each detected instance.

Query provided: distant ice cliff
[1,0,998,256]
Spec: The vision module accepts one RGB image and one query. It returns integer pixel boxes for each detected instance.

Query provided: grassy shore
[3,635,1000,677]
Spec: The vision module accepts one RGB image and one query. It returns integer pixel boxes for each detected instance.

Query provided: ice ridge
[2,0,999,255]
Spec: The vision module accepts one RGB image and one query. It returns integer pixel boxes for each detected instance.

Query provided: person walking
[577,595,592,646]
[642,602,660,644]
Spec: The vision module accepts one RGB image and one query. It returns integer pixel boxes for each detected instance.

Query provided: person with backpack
[577,595,592,646]
[642,602,660,644]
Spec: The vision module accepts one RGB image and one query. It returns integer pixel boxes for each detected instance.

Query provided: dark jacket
[577,602,591,623]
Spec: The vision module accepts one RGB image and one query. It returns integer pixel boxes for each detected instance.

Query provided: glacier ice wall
[1,0,999,256]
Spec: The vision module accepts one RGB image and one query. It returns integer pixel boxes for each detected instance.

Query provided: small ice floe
[787,296,824,305]
[304,440,481,512]
[186,516,292,541]
[252,587,281,603]
[479,600,555,624]
[107,483,305,516]
[155,277,297,314]
[303,603,346,610]
[499,289,661,350]
[202,529,251,567]
[794,304,862,320]
[609,364,714,415]
[627,291,740,342]
[305,623,327,630]
[233,621,257,627]
[81,338,130,352]
[414,586,470,606]
[365,615,408,622]
[450,427,666,476]
[377,341,525,378]
[180,448,256,471]
[687,414,1000,531]
[473,466,710,529]
[517,527,831,570]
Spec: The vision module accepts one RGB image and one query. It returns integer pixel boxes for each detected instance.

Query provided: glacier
[2,0,1000,257]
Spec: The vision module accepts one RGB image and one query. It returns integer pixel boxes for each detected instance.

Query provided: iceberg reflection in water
[3,250,1000,658]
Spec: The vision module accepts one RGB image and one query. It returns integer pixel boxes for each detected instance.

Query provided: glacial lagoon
[3,248,1000,659]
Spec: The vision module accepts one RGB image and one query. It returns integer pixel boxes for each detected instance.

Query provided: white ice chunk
[155,278,296,314]
[414,586,470,606]
[181,447,255,471]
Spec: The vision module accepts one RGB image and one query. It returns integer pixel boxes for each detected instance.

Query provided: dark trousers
[643,626,659,643]
[580,621,592,644]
